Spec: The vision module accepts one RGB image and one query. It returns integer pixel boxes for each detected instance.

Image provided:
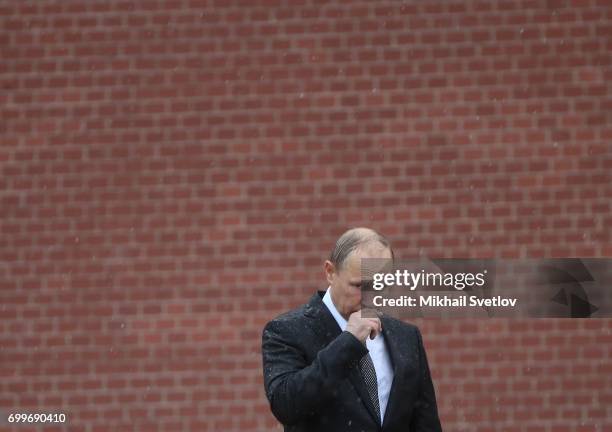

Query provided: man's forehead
[343,248,393,275]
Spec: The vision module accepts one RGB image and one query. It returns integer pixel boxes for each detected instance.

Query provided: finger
[367,322,380,339]
[376,319,382,335]
[364,318,382,332]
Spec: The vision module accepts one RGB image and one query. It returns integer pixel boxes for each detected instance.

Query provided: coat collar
[304,291,342,346]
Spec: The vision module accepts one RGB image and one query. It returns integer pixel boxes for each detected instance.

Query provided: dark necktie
[359,353,381,423]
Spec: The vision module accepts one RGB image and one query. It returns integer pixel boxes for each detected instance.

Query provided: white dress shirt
[322,287,394,424]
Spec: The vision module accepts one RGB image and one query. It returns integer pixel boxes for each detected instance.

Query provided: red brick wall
[1,1,611,431]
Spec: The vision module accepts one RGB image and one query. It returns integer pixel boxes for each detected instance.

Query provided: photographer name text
[372,294,517,308]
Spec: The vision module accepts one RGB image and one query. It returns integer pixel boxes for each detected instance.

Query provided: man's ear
[324,260,335,286]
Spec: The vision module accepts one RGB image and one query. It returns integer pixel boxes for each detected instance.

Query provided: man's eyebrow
[349,280,363,285]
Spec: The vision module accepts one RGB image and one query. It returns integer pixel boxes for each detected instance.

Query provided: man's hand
[346,311,381,343]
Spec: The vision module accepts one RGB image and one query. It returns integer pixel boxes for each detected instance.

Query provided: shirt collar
[322,286,348,331]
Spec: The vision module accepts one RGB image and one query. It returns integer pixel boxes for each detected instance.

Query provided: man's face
[325,244,392,319]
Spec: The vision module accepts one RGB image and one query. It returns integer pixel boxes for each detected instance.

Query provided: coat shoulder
[262,302,309,337]
[266,303,307,325]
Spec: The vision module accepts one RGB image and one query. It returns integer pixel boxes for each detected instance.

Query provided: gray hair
[329,227,393,269]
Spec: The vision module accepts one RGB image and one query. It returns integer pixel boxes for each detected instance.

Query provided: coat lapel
[304,291,382,426]
[380,316,407,429]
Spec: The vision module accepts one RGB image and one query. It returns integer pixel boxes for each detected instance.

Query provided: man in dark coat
[262,228,442,431]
